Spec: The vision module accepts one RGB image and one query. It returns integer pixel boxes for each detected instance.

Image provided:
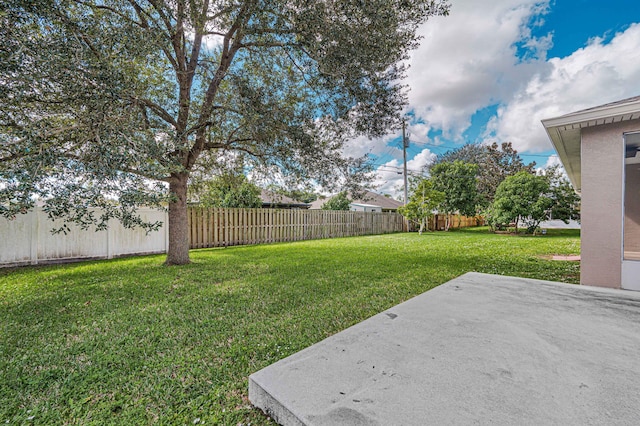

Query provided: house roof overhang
[541,95,640,193]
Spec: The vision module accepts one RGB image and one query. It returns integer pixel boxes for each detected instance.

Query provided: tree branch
[239,41,287,49]
[126,0,179,70]
[62,153,172,183]
[187,0,209,71]
[200,139,264,159]
[147,0,175,36]
[185,120,212,137]
[73,0,146,28]
[54,10,102,58]
[0,152,30,163]
[227,144,265,159]
[197,2,249,122]
[187,2,252,167]
[133,97,177,127]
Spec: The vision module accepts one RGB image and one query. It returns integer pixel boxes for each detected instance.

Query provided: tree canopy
[433,142,535,209]
[269,187,318,204]
[430,160,478,230]
[1,0,450,264]
[488,171,552,234]
[545,165,581,223]
[188,172,261,208]
[321,191,350,211]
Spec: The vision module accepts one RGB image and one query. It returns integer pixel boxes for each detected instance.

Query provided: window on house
[624,132,640,260]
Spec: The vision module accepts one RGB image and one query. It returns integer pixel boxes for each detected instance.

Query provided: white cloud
[406,0,551,139]
[202,33,223,50]
[407,148,438,171]
[534,154,562,174]
[544,154,561,168]
[358,1,640,189]
[407,122,432,145]
[487,23,640,153]
[342,132,401,159]
[371,148,436,198]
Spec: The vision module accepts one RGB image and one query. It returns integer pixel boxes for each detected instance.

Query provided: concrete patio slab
[249,272,640,425]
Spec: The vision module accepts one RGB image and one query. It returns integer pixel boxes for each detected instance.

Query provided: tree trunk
[166,173,191,265]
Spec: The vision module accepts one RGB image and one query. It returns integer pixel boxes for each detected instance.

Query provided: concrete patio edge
[249,272,640,426]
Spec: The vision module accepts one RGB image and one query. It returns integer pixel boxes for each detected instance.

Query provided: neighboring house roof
[260,189,310,209]
[542,95,640,193]
[309,198,326,210]
[355,190,403,211]
[309,190,403,211]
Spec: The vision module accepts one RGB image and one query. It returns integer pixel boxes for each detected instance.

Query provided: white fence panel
[0,208,168,267]
[35,209,109,261]
[0,212,32,265]
[109,209,169,257]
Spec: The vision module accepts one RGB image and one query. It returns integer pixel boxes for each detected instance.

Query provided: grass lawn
[1,228,580,425]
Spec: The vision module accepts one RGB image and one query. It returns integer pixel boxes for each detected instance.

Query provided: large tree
[0,0,450,264]
[430,160,478,230]
[433,142,535,209]
[488,171,552,234]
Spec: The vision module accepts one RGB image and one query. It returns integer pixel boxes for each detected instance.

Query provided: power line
[371,138,557,158]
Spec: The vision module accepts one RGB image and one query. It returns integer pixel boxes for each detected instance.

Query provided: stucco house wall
[581,123,628,286]
[543,95,640,290]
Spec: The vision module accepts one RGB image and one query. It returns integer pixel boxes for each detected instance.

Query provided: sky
[344,0,640,198]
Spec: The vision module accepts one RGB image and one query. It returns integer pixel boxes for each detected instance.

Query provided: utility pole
[403,119,408,205]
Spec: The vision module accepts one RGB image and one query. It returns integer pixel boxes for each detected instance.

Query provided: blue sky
[345,0,640,198]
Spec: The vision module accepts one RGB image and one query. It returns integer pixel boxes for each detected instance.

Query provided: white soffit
[541,96,640,193]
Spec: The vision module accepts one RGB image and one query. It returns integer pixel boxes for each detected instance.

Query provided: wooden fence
[405,214,483,232]
[429,214,483,231]
[187,208,405,249]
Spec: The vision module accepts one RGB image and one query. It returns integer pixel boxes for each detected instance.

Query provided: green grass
[0,228,580,425]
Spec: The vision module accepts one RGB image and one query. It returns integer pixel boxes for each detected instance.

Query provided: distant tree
[430,161,479,230]
[189,173,261,208]
[321,192,351,211]
[434,142,535,209]
[274,188,318,204]
[398,178,444,234]
[489,171,552,234]
[544,165,581,223]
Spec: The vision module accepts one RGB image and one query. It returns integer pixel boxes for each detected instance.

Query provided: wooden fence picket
[187,208,408,249]
[187,207,481,249]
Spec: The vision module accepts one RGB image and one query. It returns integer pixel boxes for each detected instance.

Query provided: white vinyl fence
[0,208,168,267]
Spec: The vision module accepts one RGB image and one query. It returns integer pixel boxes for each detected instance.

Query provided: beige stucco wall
[581,119,640,288]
